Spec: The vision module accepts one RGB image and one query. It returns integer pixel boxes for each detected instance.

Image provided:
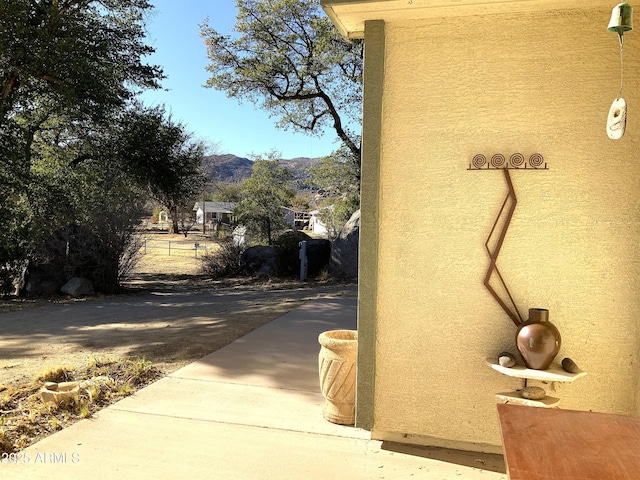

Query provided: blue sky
[139,0,339,159]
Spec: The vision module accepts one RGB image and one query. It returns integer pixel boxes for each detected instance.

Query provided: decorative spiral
[472,154,487,169]
[491,154,506,168]
[529,153,544,168]
[509,153,524,168]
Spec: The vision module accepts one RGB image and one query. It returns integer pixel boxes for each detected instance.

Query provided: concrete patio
[1,297,506,479]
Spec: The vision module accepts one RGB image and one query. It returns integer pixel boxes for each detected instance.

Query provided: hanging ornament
[606,2,633,140]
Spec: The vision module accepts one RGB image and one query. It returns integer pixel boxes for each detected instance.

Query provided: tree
[308,145,360,199]
[73,161,148,292]
[201,0,363,186]
[107,106,207,234]
[0,0,162,124]
[176,205,198,237]
[235,155,295,245]
[0,0,163,289]
[307,146,360,238]
[210,182,243,203]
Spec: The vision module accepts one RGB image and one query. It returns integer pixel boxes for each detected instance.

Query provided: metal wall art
[469,153,549,327]
[467,153,547,171]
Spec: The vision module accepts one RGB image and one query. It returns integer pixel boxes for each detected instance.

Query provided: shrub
[272,230,311,277]
[201,240,245,279]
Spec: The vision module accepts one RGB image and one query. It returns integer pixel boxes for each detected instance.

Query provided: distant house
[193,202,235,225]
[309,209,329,236]
[281,207,312,230]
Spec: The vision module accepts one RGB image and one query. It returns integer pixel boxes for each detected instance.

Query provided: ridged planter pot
[318,329,357,425]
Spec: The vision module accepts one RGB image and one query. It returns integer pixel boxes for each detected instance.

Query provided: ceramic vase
[516,308,561,370]
[318,329,357,425]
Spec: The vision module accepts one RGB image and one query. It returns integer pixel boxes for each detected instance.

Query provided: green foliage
[0,1,186,293]
[315,194,360,240]
[307,145,361,195]
[105,105,207,234]
[0,0,162,123]
[307,146,360,238]
[235,154,295,245]
[291,192,311,212]
[210,182,243,203]
[79,165,147,291]
[272,230,311,277]
[201,0,363,161]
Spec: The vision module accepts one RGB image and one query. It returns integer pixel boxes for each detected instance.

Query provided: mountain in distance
[201,154,321,185]
[201,154,253,183]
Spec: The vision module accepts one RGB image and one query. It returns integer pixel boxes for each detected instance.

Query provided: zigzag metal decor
[470,153,549,327]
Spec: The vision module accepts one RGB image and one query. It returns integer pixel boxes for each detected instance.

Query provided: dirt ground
[0,234,357,387]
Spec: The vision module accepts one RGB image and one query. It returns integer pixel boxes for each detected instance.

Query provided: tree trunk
[169,205,180,234]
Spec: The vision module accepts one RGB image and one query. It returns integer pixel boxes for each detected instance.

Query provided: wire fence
[140,239,217,258]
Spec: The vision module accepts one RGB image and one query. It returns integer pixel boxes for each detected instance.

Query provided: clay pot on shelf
[516,308,561,370]
[318,329,357,425]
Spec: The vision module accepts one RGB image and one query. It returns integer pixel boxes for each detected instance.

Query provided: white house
[193,202,235,225]
[309,209,329,236]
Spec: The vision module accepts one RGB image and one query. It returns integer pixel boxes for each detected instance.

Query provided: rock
[521,386,546,400]
[241,246,278,276]
[61,277,95,297]
[329,209,360,279]
[562,357,581,374]
[24,273,64,296]
[498,352,516,368]
[40,381,79,404]
[304,239,332,276]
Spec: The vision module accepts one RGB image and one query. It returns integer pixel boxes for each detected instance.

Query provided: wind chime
[607,2,634,140]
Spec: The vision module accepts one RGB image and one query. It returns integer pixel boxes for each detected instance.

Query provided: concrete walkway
[2,297,506,479]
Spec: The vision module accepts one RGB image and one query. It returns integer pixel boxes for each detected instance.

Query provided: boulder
[329,209,360,279]
[305,239,332,276]
[241,246,278,276]
[24,273,64,297]
[61,277,95,297]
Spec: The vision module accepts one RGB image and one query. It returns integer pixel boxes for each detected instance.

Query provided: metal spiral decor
[509,153,525,168]
[528,153,544,168]
[468,153,548,170]
[472,154,487,169]
[491,154,506,168]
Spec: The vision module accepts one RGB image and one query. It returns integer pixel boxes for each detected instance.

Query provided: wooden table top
[497,403,640,480]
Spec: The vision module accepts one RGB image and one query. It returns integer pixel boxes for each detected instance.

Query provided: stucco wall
[368,8,640,450]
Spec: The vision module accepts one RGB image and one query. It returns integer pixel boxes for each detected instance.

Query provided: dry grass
[0,358,162,454]
[133,233,220,276]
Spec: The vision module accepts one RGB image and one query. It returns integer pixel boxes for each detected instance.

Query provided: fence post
[168,241,171,256]
[299,241,308,281]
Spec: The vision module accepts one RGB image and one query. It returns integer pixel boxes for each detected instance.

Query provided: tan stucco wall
[366,8,640,450]
[356,20,385,431]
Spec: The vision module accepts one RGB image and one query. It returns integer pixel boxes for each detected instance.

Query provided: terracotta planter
[318,329,357,425]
